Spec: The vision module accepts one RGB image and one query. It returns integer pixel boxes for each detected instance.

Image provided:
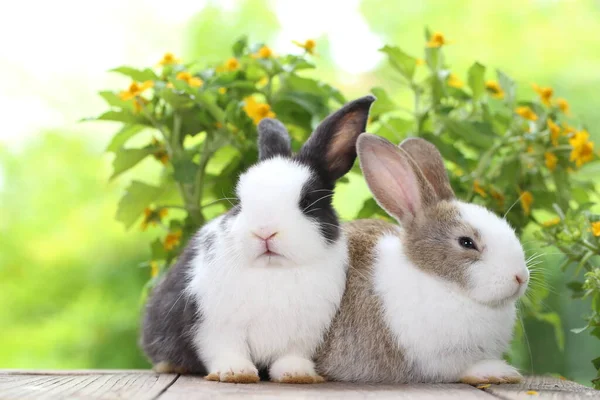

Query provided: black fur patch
[257,118,291,161]
[140,234,206,374]
[299,176,340,244]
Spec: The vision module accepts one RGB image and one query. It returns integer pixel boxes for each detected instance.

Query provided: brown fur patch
[216,372,260,384]
[315,219,412,383]
[205,373,219,381]
[403,201,482,287]
[461,375,522,385]
[274,374,326,384]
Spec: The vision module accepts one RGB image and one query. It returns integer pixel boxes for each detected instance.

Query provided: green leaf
[376,117,414,142]
[443,119,495,149]
[379,45,417,80]
[467,62,486,100]
[106,125,145,152]
[172,158,199,184]
[110,147,155,180]
[592,356,600,371]
[195,92,225,122]
[537,312,564,351]
[571,325,589,334]
[110,66,158,82]
[160,90,195,109]
[357,198,384,219]
[150,238,167,260]
[116,181,165,229]
[98,91,133,109]
[232,36,248,57]
[497,69,516,105]
[88,110,149,125]
[370,87,398,119]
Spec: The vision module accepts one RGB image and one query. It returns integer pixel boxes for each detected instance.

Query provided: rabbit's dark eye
[458,236,477,250]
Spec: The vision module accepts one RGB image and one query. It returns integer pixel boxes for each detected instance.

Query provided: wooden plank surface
[0,371,597,400]
[0,370,177,400]
[160,376,495,399]
[482,376,600,399]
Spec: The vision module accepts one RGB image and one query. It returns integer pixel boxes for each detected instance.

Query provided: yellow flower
[527,146,535,154]
[563,123,577,136]
[119,80,154,101]
[164,230,182,251]
[447,73,463,88]
[141,207,167,231]
[293,39,317,54]
[427,32,452,48]
[224,57,240,71]
[526,390,539,396]
[569,130,594,167]
[485,81,505,99]
[158,52,180,66]
[490,188,505,208]
[591,221,600,237]
[520,191,534,216]
[556,98,570,114]
[243,96,276,125]
[515,106,538,121]
[218,87,227,95]
[133,97,149,113]
[547,119,561,146]
[176,71,203,88]
[254,45,273,58]
[542,217,560,227]
[257,76,269,88]
[166,82,174,89]
[150,261,160,278]
[153,150,169,165]
[416,58,425,66]
[532,83,553,106]
[544,152,558,171]
[473,180,487,198]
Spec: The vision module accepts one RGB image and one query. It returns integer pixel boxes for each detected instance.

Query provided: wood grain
[159,376,495,399]
[0,372,597,399]
[0,371,177,400]
[482,376,600,400]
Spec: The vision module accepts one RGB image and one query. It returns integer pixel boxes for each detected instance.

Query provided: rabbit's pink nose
[515,274,527,285]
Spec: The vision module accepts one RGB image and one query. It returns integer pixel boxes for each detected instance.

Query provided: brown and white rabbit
[315,134,529,385]
[140,96,375,384]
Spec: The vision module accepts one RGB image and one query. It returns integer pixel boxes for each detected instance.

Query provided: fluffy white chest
[373,235,516,381]
[188,225,347,366]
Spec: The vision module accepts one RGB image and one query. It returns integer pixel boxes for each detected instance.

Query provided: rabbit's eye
[458,236,478,250]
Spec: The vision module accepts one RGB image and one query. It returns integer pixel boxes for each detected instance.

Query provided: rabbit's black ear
[257,118,292,161]
[296,96,375,181]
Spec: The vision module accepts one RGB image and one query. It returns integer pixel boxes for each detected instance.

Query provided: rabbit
[315,134,529,385]
[140,95,376,384]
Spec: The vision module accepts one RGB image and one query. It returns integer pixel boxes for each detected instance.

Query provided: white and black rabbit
[315,134,529,385]
[141,96,375,384]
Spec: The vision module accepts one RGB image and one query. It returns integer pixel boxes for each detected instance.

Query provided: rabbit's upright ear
[296,96,375,181]
[399,137,455,201]
[257,118,292,161]
[357,134,437,224]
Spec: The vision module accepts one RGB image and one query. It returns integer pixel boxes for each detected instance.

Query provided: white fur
[373,201,528,382]
[186,156,348,379]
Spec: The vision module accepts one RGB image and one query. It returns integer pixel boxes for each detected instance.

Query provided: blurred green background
[1,0,599,384]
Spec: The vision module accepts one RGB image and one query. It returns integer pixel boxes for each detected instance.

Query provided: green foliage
[90,38,344,288]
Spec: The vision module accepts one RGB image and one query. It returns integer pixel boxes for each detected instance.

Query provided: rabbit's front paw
[460,359,522,385]
[205,356,259,383]
[270,355,325,384]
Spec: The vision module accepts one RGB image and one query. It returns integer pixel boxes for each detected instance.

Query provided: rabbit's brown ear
[357,134,436,224]
[399,137,455,201]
